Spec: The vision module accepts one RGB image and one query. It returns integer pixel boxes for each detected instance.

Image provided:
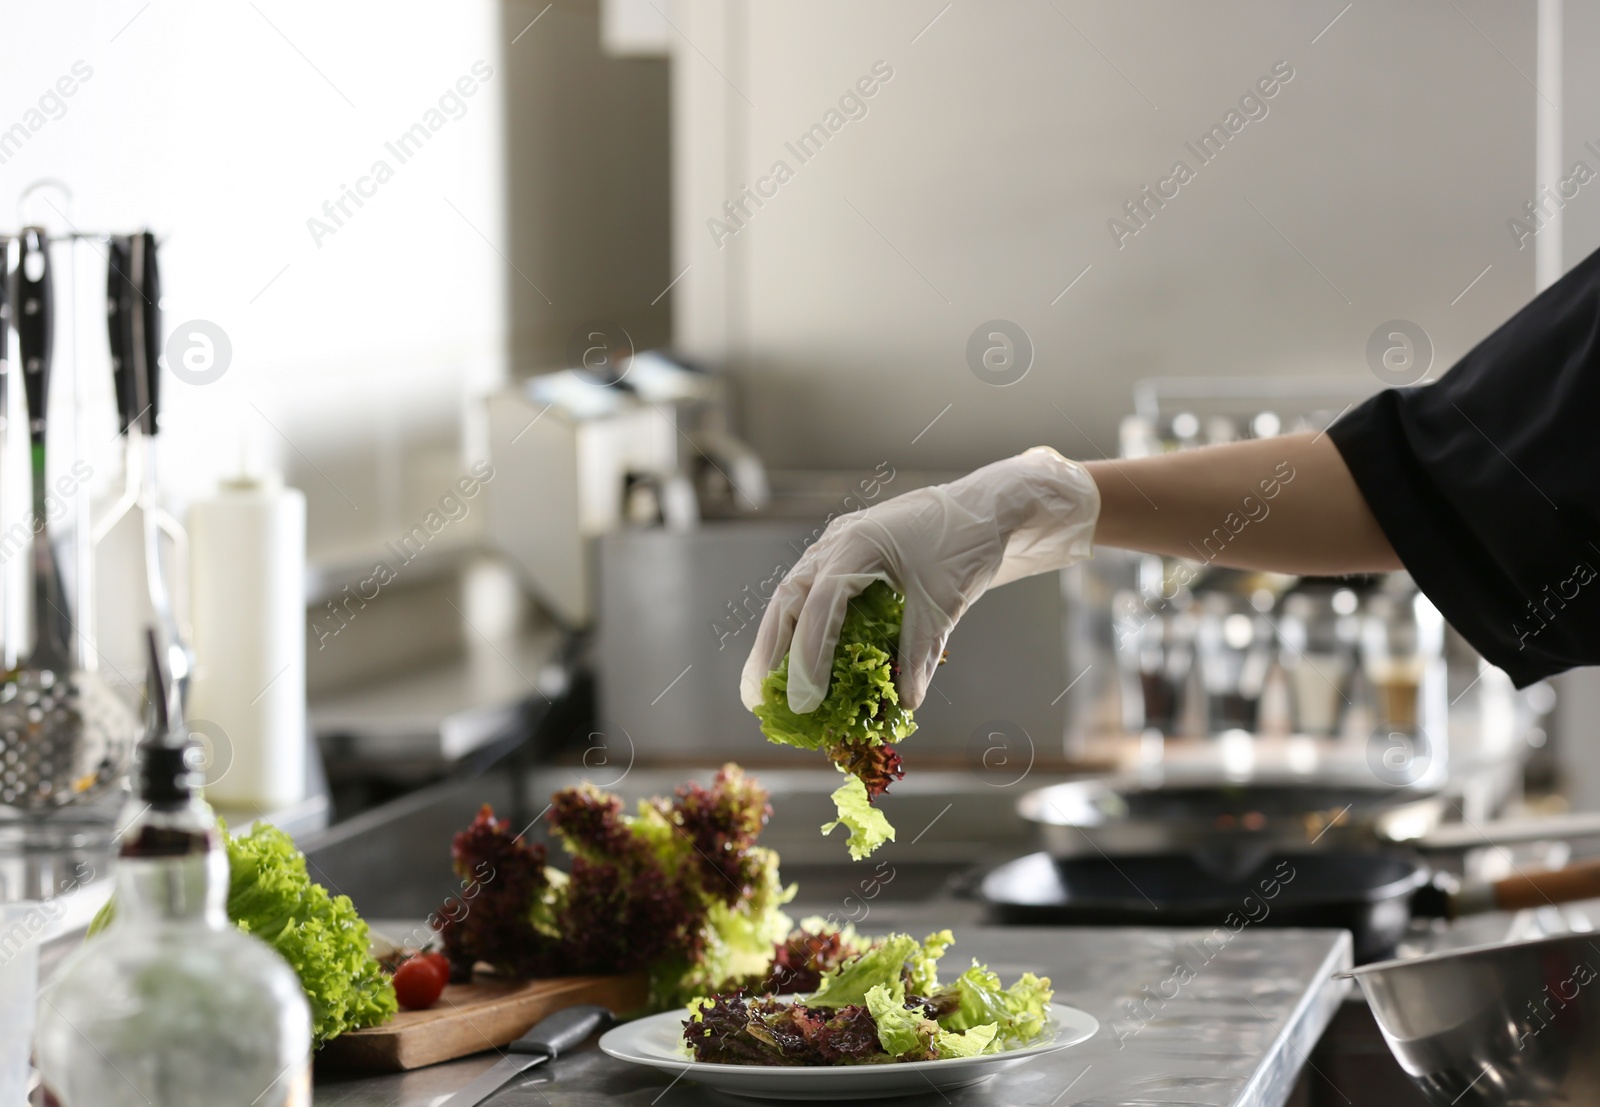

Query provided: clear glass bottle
[34,731,311,1105]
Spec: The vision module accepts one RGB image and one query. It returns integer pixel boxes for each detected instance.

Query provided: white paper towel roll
[187,475,307,809]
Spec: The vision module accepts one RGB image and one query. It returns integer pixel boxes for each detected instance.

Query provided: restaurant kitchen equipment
[1350,930,1600,1105]
[982,845,1600,964]
[99,231,191,707]
[0,221,276,909]
[0,229,139,818]
[483,351,769,629]
[998,767,1600,959]
[1064,377,1488,786]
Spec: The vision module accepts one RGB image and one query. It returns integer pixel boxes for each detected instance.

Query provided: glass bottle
[34,655,311,1107]
[1278,581,1362,738]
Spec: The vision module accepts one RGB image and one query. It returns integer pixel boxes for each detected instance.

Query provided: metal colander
[0,668,138,811]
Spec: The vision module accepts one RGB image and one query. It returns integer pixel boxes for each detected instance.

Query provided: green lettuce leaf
[865,982,938,1060]
[93,822,397,1044]
[908,929,954,997]
[943,961,1054,1049]
[808,932,918,1008]
[821,776,896,861]
[935,1023,998,1057]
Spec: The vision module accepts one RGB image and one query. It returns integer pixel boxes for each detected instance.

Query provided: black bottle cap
[136,740,202,805]
[135,626,199,806]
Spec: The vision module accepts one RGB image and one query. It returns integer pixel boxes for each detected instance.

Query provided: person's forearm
[1082,431,1401,575]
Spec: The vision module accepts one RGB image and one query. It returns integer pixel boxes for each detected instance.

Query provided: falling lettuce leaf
[821,776,896,861]
[752,581,916,860]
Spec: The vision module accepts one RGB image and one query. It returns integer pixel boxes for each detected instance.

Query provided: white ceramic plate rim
[599,999,1099,1079]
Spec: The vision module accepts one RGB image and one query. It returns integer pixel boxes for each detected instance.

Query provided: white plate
[598,1000,1098,1101]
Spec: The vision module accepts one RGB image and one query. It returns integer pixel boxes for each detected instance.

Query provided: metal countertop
[313,925,1352,1107]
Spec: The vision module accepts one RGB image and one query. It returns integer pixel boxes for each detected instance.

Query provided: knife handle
[17,227,52,443]
[134,230,160,435]
[506,1005,615,1060]
[107,236,138,435]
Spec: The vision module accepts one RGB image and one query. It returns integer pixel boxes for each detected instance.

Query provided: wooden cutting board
[318,973,650,1072]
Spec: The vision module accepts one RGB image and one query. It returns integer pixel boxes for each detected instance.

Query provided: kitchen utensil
[1019,773,1448,879]
[981,850,1600,963]
[1348,930,1600,1105]
[105,236,137,437]
[17,228,67,667]
[597,1000,1097,1101]
[0,235,11,673]
[0,901,41,1107]
[1019,770,1600,875]
[319,973,647,1073]
[132,231,191,703]
[0,228,138,810]
[437,1005,615,1107]
[97,233,190,706]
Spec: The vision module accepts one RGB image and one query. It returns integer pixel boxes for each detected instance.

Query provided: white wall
[0,0,508,561]
[670,0,1540,471]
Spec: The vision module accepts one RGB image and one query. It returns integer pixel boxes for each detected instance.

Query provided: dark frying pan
[980,850,1600,963]
[1018,775,1600,878]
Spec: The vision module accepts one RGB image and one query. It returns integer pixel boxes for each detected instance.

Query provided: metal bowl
[1349,930,1600,1105]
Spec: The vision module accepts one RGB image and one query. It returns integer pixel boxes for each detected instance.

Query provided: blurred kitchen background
[3,0,1599,929]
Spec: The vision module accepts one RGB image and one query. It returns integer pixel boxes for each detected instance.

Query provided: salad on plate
[684,929,1054,1065]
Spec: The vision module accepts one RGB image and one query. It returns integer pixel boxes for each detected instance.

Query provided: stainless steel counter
[313,925,1352,1107]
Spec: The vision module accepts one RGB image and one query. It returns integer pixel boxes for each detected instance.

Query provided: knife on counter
[440,1005,616,1107]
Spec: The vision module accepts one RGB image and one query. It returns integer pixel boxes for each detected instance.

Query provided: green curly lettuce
[752,581,916,859]
[224,824,396,1043]
[89,822,396,1044]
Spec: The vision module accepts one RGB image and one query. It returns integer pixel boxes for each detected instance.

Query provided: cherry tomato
[421,951,451,980]
[393,955,447,1010]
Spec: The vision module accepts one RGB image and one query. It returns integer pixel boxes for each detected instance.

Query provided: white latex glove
[741,447,1101,714]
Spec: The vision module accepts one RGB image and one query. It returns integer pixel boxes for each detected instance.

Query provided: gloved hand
[741,447,1101,713]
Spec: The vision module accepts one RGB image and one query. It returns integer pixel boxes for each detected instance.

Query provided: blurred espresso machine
[1064,378,1523,794]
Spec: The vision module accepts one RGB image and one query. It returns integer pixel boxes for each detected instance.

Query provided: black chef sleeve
[1329,245,1600,687]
